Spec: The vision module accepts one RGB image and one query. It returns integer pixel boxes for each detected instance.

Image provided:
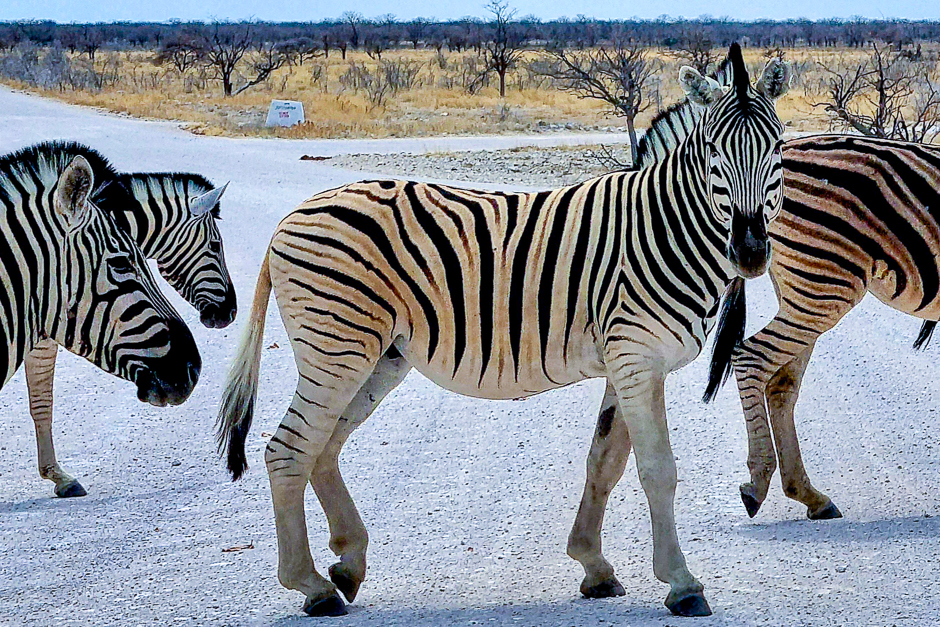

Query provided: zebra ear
[757,59,791,100]
[55,155,95,224]
[679,67,724,107]
[190,182,228,216]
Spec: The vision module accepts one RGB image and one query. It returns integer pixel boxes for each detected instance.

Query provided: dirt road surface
[1,87,938,627]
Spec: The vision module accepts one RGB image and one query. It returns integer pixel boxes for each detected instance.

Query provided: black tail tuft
[914,320,937,350]
[704,277,747,403]
[224,398,253,481]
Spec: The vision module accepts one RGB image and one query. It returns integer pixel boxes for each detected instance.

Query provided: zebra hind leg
[567,383,630,599]
[310,347,412,604]
[266,351,386,617]
[765,347,841,520]
[25,340,86,498]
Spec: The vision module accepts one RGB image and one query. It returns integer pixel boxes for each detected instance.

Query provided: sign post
[265,100,305,127]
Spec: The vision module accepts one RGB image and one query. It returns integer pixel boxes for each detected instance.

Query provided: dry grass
[0,45,913,139]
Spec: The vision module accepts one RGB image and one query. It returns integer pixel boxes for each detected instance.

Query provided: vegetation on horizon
[1,10,938,147]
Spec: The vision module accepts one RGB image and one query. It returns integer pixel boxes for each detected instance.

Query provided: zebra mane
[0,140,123,204]
[123,172,221,218]
[634,58,735,170]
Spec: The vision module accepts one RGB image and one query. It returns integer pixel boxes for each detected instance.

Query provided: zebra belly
[394,327,609,401]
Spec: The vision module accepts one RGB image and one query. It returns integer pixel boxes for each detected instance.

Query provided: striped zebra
[580,55,940,522]
[19,141,235,498]
[1,144,201,430]
[726,135,940,520]
[217,43,789,617]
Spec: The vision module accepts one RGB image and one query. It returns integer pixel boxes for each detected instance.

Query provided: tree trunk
[498,69,506,97]
[627,115,638,166]
[223,75,233,96]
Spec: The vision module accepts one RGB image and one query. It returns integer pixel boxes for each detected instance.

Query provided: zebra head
[679,42,790,279]
[55,156,201,406]
[121,175,237,329]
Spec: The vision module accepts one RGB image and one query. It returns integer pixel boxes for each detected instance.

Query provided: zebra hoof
[580,576,626,598]
[329,562,362,602]
[665,591,712,617]
[302,593,347,617]
[740,483,763,518]
[808,501,842,520]
[55,480,87,498]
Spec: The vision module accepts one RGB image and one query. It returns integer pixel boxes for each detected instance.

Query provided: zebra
[17,141,236,498]
[1,144,201,432]
[622,55,940,521]
[723,135,940,520]
[217,43,789,618]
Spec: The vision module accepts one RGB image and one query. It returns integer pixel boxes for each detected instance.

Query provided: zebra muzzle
[728,217,771,279]
[133,319,202,406]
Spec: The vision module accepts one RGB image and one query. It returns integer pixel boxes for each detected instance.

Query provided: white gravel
[1,87,939,627]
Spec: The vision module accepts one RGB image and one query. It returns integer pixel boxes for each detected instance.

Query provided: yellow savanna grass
[0,45,914,139]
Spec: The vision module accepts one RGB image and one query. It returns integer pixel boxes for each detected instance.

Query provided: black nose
[135,318,201,406]
[729,216,771,279]
[200,288,237,329]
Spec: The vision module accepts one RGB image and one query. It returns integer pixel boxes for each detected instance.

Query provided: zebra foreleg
[607,354,710,617]
[25,340,86,498]
[567,383,630,599]
[765,347,841,520]
[310,350,412,604]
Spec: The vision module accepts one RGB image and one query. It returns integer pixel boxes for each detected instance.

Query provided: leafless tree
[668,28,716,74]
[341,12,364,49]
[541,36,662,163]
[79,26,104,61]
[155,35,203,74]
[813,43,940,143]
[276,38,320,67]
[478,0,527,97]
[199,23,253,97]
[234,42,287,95]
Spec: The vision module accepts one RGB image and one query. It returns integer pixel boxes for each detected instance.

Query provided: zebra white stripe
[0,142,200,415]
[217,44,789,618]
[16,142,236,498]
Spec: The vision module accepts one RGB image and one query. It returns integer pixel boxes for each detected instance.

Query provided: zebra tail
[703,277,747,403]
[913,320,937,350]
[217,252,272,481]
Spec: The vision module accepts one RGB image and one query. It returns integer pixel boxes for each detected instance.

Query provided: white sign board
[265,100,305,127]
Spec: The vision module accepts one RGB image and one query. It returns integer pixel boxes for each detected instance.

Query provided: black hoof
[302,593,347,617]
[666,592,712,617]
[581,577,626,598]
[740,484,762,518]
[808,501,842,520]
[55,480,87,498]
[329,562,362,602]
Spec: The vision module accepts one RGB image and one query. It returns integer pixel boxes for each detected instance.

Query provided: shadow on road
[736,514,940,543]
[253,597,735,627]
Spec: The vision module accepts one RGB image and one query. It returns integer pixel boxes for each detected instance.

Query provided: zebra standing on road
[17,141,236,498]
[626,56,940,521]
[217,44,789,618]
[724,135,940,520]
[0,143,201,419]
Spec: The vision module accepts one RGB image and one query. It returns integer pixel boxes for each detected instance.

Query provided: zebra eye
[208,240,222,253]
[106,254,136,279]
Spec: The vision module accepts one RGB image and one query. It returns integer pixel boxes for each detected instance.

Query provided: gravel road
[1,87,938,627]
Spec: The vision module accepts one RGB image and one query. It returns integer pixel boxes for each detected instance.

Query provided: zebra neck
[639,139,736,305]
[671,138,733,276]
[0,192,69,384]
[118,176,192,260]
